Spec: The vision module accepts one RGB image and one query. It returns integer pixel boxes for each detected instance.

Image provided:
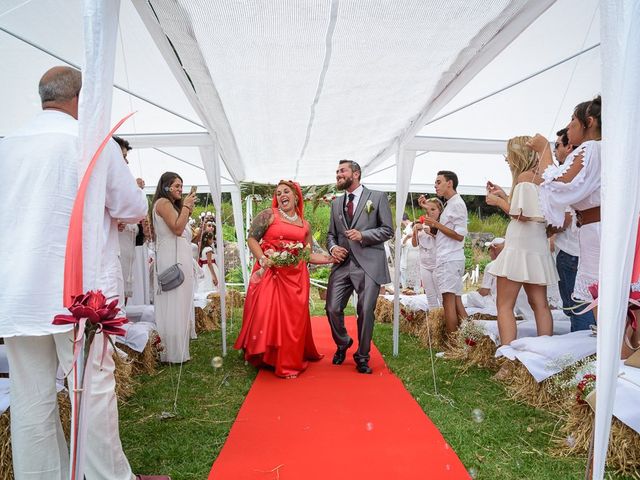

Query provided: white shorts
[435,260,465,295]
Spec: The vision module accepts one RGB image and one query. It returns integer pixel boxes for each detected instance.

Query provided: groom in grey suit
[326,160,393,374]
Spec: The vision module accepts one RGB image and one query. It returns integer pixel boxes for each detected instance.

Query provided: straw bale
[399,309,427,336]
[417,308,448,350]
[374,297,393,324]
[0,410,11,480]
[448,335,501,371]
[113,350,136,400]
[117,331,160,376]
[552,400,640,477]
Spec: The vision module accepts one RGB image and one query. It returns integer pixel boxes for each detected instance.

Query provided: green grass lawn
[120,300,633,480]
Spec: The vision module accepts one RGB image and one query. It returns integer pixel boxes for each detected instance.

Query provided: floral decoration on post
[52,290,128,480]
[576,373,596,405]
[365,199,374,214]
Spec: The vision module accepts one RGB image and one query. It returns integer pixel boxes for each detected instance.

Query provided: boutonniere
[365,199,374,214]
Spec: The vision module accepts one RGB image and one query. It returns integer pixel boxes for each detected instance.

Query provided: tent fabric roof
[0,0,600,192]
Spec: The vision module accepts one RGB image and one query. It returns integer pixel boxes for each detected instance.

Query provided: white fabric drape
[392,147,416,355]
[200,143,227,355]
[231,189,249,291]
[594,1,640,478]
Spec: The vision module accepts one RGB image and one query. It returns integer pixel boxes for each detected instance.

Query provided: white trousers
[419,265,442,310]
[5,331,134,480]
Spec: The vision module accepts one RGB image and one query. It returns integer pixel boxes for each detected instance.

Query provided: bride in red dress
[234,180,335,378]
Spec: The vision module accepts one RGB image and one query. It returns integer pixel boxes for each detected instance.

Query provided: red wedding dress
[234,209,322,377]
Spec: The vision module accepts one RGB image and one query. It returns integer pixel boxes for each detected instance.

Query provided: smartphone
[190,185,198,195]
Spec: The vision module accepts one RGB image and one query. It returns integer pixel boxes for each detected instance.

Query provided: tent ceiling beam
[406,136,507,154]
[426,42,600,127]
[0,25,206,130]
[364,0,557,175]
[132,0,245,184]
[123,132,213,148]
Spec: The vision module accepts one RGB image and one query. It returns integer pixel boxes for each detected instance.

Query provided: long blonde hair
[506,136,537,197]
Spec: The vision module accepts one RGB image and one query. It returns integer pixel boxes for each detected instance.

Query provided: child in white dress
[198,231,219,294]
[413,197,444,309]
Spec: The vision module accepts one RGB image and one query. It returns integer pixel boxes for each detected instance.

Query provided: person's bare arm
[247,209,275,267]
[156,196,194,236]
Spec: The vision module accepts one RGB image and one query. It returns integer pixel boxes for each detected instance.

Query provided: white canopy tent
[1,1,639,478]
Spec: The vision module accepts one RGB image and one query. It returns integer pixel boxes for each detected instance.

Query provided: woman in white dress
[413,197,444,309]
[197,230,220,294]
[486,136,558,345]
[151,172,196,363]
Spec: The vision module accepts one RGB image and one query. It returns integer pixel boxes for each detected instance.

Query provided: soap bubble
[565,435,576,448]
[467,466,478,479]
[471,408,485,423]
[211,356,224,369]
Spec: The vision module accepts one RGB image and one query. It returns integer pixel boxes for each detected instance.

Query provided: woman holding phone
[151,172,197,363]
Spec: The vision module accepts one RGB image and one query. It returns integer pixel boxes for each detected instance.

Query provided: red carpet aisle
[209,316,469,479]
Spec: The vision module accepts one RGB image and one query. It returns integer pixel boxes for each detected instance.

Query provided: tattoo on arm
[248,209,273,241]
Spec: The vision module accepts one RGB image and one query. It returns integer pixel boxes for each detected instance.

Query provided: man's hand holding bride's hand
[330,246,348,263]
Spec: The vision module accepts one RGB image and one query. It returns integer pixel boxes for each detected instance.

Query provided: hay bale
[374,297,393,324]
[552,400,640,477]
[447,335,500,370]
[399,308,426,336]
[113,350,136,400]
[197,305,219,333]
[417,308,448,350]
[117,331,160,376]
[0,410,11,480]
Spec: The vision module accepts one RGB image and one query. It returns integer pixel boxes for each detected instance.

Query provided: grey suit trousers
[325,258,380,363]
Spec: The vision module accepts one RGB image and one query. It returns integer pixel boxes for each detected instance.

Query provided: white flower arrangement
[365,199,374,214]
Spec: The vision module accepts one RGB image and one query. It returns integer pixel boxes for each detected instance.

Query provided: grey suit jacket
[327,186,394,285]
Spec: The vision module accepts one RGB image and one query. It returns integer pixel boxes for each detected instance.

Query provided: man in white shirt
[0,67,152,479]
[552,128,595,331]
[422,171,468,333]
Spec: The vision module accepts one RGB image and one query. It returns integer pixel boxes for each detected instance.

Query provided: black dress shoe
[332,338,353,365]
[355,361,373,374]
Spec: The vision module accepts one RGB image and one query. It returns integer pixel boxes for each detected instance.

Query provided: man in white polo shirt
[422,170,468,334]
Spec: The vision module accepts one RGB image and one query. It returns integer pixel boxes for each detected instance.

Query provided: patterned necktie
[346,193,355,225]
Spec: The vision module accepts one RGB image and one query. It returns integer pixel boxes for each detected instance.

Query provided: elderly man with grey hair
[0,67,161,479]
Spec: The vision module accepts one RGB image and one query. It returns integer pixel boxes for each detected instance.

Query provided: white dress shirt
[435,193,468,264]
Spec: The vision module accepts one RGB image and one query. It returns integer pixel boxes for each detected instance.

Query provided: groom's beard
[336,177,353,191]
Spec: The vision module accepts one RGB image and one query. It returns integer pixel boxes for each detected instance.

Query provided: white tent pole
[132,0,245,183]
[392,146,417,356]
[200,142,227,355]
[592,1,640,478]
[364,0,556,175]
[230,188,249,291]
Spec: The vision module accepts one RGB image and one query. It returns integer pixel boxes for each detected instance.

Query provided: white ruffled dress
[487,182,558,286]
[538,140,601,300]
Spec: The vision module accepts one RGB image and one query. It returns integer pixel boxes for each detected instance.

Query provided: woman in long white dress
[151,172,196,363]
[486,136,558,345]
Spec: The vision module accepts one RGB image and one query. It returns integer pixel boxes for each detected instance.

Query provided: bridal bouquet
[251,240,311,284]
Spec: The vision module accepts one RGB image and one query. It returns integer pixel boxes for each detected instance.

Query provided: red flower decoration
[588,283,599,300]
[53,290,128,337]
[464,338,477,347]
[418,215,426,224]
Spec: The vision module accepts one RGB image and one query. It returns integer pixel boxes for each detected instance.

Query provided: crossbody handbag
[154,209,185,293]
